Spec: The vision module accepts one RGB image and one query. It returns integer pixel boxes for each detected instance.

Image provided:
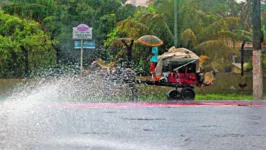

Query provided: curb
[42,101,266,109]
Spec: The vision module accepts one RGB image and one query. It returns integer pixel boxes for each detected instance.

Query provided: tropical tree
[0,11,55,77]
[3,0,132,65]
[3,0,55,22]
[116,4,136,21]
[115,11,172,39]
[107,0,244,72]
[181,15,242,72]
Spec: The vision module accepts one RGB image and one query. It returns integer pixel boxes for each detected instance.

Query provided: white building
[126,0,151,7]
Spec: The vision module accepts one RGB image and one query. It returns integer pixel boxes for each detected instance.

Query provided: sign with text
[74,41,96,49]
[73,24,92,40]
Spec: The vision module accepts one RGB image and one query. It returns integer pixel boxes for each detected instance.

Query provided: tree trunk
[20,46,29,77]
[121,39,134,68]
[52,44,61,66]
[252,0,263,100]
[253,50,263,100]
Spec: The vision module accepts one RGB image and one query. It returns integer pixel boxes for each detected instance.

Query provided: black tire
[167,90,181,100]
[181,88,195,100]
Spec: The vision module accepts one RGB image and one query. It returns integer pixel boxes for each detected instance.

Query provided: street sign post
[72,24,93,71]
[74,41,96,49]
[73,26,92,40]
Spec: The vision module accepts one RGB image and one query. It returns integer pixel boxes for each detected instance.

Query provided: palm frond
[117,17,149,38]
[235,29,252,42]
[42,16,57,23]
[198,17,240,42]
[181,29,198,46]
[138,12,154,23]
[148,14,174,39]
[215,31,239,41]
[195,40,233,71]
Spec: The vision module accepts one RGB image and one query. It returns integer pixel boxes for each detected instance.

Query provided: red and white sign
[73,24,92,40]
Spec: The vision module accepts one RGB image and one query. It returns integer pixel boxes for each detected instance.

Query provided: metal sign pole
[80,39,84,71]
[73,24,93,74]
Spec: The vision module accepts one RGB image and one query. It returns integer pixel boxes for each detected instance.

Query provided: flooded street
[1,0,266,149]
[1,102,266,150]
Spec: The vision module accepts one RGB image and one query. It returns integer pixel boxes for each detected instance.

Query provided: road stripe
[42,102,266,109]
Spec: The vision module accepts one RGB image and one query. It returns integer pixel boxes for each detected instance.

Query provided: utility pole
[174,0,178,47]
[252,0,264,100]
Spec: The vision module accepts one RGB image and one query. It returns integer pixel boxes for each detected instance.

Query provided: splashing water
[0,69,137,149]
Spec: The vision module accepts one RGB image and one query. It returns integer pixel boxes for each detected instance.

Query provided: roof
[226,40,266,49]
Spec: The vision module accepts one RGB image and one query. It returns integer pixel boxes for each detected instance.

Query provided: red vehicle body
[168,72,198,85]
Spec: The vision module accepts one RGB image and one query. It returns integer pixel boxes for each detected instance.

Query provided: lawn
[195,94,255,100]
[138,93,258,101]
[137,85,264,101]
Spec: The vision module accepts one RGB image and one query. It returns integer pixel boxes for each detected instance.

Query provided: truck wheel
[167,90,181,100]
[181,88,195,100]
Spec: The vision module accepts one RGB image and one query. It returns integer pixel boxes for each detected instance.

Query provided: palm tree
[181,16,242,72]
[110,10,174,66]
[116,10,174,44]
[109,0,252,73]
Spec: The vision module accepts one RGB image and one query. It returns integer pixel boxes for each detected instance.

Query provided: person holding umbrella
[138,35,163,80]
[146,47,159,79]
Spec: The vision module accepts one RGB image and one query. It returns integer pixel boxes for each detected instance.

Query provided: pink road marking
[42,102,266,109]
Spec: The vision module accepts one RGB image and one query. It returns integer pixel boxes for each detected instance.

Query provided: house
[231,63,249,73]
[227,41,266,73]
[126,0,151,7]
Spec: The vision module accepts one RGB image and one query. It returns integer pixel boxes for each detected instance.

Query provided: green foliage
[98,14,117,42]
[182,29,198,47]
[3,0,135,47]
[180,14,241,72]
[1,0,261,76]
[195,40,233,71]
[2,0,139,69]
[198,17,240,42]
[3,0,55,22]
[0,11,55,77]
[104,28,119,47]
[116,4,136,21]
[105,0,250,73]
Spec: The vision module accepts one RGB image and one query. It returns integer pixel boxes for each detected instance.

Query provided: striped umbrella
[138,35,163,47]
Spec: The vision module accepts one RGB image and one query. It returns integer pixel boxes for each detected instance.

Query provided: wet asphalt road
[2,103,266,150]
